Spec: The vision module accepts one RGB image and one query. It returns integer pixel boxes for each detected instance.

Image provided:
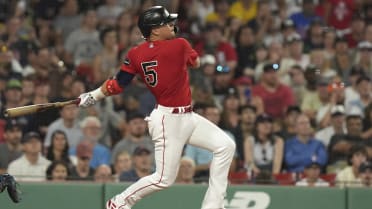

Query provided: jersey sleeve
[120,49,137,74]
[179,38,199,67]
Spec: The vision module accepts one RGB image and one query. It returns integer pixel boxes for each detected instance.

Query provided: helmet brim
[166,13,178,22]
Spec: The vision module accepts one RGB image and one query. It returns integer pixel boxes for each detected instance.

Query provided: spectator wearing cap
[111,112,153,164]
[252,63,295,119]
[295,159,330,187]
[278,105,302,141]
[44,104,83,148]
[69,116,111,169]
[346,76,372,116]
[336,145,367,187]
[70,140,95,181]
[359,161,372,187]
[0,120,23,173]
[244,114,284,175]
[281,33,310,76]
[194,22,237,79]
[351,41,372,78]
[284,114,327,173]
[289,0,322,37]
[315,105,347,147]
[309,49,337,81]
[119,146,152,182]
[281,19,297,42]
[8,132,51,181]
[328,112,367,167]
[1,79,23,118]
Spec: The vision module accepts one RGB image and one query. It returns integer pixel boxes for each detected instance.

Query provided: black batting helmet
[138,6,178,38]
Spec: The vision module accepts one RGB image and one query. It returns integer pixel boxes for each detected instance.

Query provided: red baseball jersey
[121,38,198,107]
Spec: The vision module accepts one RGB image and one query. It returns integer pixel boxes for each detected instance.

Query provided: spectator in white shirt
[296,159,329,187]
[315,105,347,147]
[8,132,51,182]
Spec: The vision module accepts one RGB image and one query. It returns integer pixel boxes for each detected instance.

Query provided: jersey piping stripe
[119,115,166,208]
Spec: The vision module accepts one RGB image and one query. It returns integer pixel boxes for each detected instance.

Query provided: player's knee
[225,139,236,157]
[152,173,176,188]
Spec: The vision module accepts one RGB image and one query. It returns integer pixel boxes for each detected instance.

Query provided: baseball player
[0,173,20,203]
[78,6,236,209]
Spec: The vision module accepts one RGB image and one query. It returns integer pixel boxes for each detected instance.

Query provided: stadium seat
[273,173,296,185]
[228,171,249,184]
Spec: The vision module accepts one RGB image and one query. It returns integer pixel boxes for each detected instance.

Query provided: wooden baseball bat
[4,99,80,118]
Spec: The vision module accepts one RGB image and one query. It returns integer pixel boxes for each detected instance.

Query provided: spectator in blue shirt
[284,114,328,173]
[290,0,322,38]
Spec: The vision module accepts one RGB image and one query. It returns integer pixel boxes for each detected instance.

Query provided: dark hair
[356,75,371,85]
[348,144,367,165]
[46,130,71,164]
[46,161,71,180]
[238,104,257,114]
[234,24,254,48]
[99,26,116,44]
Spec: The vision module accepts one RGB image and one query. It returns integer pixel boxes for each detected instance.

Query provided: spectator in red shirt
[325,0,355,31]
[194,23,237,77]
[252,63,295,119]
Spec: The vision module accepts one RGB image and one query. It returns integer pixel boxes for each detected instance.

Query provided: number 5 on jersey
[141,61,158,87]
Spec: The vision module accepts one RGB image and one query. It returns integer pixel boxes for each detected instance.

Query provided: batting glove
[78,92,97,107]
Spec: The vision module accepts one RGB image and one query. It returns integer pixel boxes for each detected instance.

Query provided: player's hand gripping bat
[4,99,80,118]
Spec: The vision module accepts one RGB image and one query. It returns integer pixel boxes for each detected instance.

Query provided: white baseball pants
[112,105,236,209]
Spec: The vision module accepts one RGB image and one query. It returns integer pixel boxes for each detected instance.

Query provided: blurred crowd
[0,0,372,188]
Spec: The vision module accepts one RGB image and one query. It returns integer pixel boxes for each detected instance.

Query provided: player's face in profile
[158,21,176,40]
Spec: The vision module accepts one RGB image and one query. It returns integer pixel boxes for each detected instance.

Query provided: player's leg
[188,113,236,209]
[107,111,194,209]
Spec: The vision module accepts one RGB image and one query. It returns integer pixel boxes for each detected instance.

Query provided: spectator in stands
[324,0,355,31]
[94,164,113,183]
[0,120,23,174]
[20,76,35,106]
[323,28,336,59]
[346,76,372,116]
[278,105,302,140]
[328,113,367,167]
[70,140,95,181]
[1,79,23,120]
[315,105,347,148]
[330,36,353,84]
[46,160,71,182]
[244,114,284,175]
[234,25,256,78]
[290,0,321,37]
[112,151,132,182]
[359,161,372,187]
[345,14,366,48]
[238,105,258,140]
[228,0,257,24]
[46,130,74,166]
[54,0,82,42]
[284,114,327,173]
[70,116,111,169]
[247,0,272,43]
[303,19,325,52]
[194,22,237,78]
[176,156,196,184]
[119,146,152,182]
[64,8,101,72]
[44,104,82,148]
[336,145,367,187]
[344,68,365,108]
[205,0,230,28]
[295,159,330,187]
[8,132,51,181]
[111,112,153,164]
[351,41,372,78]
[362,103,372,142]
[92,27,119,85]
[252,63,295,119]
[97,0,124,28]
[309,49,337,81]
[288,65,306,105]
